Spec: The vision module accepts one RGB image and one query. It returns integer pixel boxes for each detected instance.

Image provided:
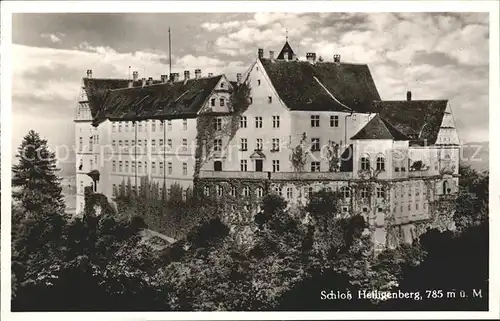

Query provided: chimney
[141,78,146,87]
[208,72,214,77]
[172,73,180,82]
[195,69,201,79]
[86,69,93,79]
[333,54,341,63]
[258,48,264,59]
[147,77,153,85]
[132,71,139,81]
[184,70,190,80]
[269,50,274,60]
[161,74,168,83]
[407,90,412,101]
[306,52,316,64]
[236,73,242,83]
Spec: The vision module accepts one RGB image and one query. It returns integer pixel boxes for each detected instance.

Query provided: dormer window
[257,79,261,86]
[220,82,224,88]
[211,98,215,106]
[220,98,225,106]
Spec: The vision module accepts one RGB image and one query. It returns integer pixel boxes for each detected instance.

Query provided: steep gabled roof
[277,41,295,60]
[82,78,163,118]
[259,58,381,113]
[95,75,223,123]
[351,114,409,141]
[373,100,448,145]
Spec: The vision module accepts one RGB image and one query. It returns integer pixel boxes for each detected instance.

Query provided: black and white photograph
[1,1,499,319]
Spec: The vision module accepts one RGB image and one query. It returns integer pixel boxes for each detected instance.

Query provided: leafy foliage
[290,132,309,172]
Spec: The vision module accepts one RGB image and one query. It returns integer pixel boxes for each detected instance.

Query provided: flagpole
[168,26,172,76]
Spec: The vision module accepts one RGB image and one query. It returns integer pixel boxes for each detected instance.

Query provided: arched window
[360,155,370,171]
[443,181,449,195]
[256,187,263,197]
[376,155,385,171]
[214,161,222,171]
[216,185,223,197]
[242,186,250,197]
[340,186,350,198]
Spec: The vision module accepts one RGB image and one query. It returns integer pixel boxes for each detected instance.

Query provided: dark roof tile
[260,58,380,112]
[351,114,409,141]
[96,75,223,122]
[373,100,448,145]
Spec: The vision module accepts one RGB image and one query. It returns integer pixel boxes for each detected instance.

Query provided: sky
[11,12,489,161]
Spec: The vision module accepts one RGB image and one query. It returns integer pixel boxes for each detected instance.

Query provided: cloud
[41,33,64,44]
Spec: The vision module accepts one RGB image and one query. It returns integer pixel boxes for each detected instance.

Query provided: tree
[12,130,65,215]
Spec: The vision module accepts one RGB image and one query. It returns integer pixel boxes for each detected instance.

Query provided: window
[268,96,272,103]
[287,187,293,199]
[376,156,386,171]
[311,161,320,172]
[151,139,156,152]
[220,98,225,107]
[138,161,143,173]
[340,186,350,198]
[272,115,280,128]
[89,137,93,152]
[240,159,248,172]
[216,185,223,197]
[204,186,210,196]
[214,139,222,151]
[151,121,156,132]
[167,120,172,131]
[256,138,263,151]
[311,138,320,151]
[376,187,385,198]
[230,186,237,197]
[211,98,216,106]
[132,161,136,171]
[257,79,261,86]
[272,160,280,172]
[214,161,222,171]
[112,140,116,148]
[330,115,339,127]
[360,155,370,171]
[119,161,123,172]
[79,137,83,151]
[159,161,164,172]
[112,123,116,132]
[416,203,419,210]
[182,190,187,201]
[311,115,320,127]
[124,161,129,172]
[362,207,369,213]
[275,186,282,196]
[167,139,172,150]
[138,122,143,132]
[151,161,156,174]
[182,138,187,150]
[271,138,280,151]
[168,162,172,174]
[242,186,250,197]
[214,118,222,131]
[360,187,370,198]
[182,163,188,176]
[112,160,116,172]
[241,138,248,151]
[112,184,117,196]
[159,139,164,151]
[220,82,225,88]
[240,116,247,128]
[96,135,99,145]
[249,97,253,104]
[118,123,122,132]
[183,119,187,130]
[256,187,263,197]
[255,116,263,128]
[308,187,314,198]
[159,121,164,132]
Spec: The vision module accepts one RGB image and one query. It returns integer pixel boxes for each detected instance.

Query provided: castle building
[74,41,460,250]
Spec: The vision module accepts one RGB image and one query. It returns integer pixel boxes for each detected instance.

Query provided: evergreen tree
[12,130,65,215]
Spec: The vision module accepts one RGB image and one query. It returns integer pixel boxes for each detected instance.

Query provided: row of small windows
[238,159,280,172]
[112,184,188,200]
[111,119,188,132]
[311,115,339,128]
[112,161,188,176]
[111,138,188,150]
[202,185,387,199]
[238,138,281,152]
[78,135,99,151]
